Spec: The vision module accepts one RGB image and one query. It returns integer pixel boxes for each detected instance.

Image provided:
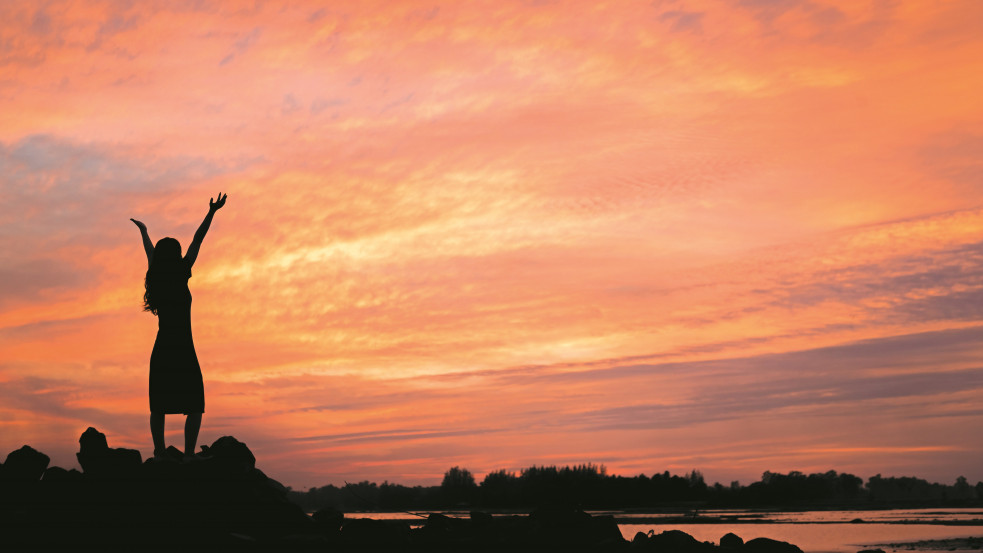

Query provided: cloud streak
[1,0,982,488]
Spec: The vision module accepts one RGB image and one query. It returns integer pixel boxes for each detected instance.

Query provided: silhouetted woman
[131,192,227,458]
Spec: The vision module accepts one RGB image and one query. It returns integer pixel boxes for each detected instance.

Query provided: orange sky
[2,0,983,489]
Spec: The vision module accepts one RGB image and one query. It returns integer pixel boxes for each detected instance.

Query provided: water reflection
[356,508,983,553]
[619,522,980,553]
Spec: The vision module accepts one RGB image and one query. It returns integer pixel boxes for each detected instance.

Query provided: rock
[641,529,715,552]
[42,466,83,482]
[76,427,142,477]
[470,510,494,526]
[528,507,625,547]
[721,532,745,548]
[79,426,108,452]
[746,537,805,553]
[530,505,593,529]
[587,514,624,544]
[468,510,497,544]
[2,445,50,481]
[203,435,255,472]
[342,518,410,546]
[416,512,472,545]
[312,507,344,532]
[424,512,469,532]
[0,427,319,549]
[487,514,536,546]
[162,445,184,461]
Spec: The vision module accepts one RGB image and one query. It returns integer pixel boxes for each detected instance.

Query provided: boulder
[639,529,715,552]
[79,427,108,452]
[586,514,624,544]
[0,428,315,549]
[487,514,536,545]
[312,507,344,532]
[76,427,142,477]
[745,537,805,553]
[721,532,745,548]
[342,518,410,547]
[528,507,625,547]
[2,445,50,481]
[530,505,593,529]
[424,512,470,533]
[202,435,255,472]
[470,510,494,526]
[42,466,83,482]
[416,512,473,545]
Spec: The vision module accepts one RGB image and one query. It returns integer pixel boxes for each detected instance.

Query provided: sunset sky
[2,0,983,490]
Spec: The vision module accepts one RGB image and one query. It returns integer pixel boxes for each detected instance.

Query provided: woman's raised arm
[184,192,227,269]
[130,218,154,268]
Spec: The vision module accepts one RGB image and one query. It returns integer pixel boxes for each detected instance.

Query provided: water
[614,508,983,551]
[355,508,983,552]
[618,523,980,553]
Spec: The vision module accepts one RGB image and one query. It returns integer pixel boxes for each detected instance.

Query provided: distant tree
[867,474,944,503]
[343,480,381,511]
[480,469,519,507]
[441,466,477,506]
[288,466,980,513]
[686,470,708,498]
[951,476,974,501]
[442,466,476,488]
[836,472,864,499]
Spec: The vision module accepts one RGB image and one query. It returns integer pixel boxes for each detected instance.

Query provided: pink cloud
[1,0,983,488]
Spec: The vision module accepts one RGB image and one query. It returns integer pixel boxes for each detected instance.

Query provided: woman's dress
[149,269,205,414]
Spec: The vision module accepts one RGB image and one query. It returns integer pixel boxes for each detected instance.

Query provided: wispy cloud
[1,0,982,488]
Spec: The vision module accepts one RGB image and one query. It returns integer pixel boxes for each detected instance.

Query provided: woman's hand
[130,218,148,232]
[188,193,227,268]
[209,192,228,212]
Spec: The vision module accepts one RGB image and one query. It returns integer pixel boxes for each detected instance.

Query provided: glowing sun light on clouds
[1,0,982,488]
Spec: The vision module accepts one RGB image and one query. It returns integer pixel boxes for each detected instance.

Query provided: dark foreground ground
[0,428,811,552]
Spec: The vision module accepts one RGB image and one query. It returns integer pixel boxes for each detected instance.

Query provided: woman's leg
[185,412,202,456]
[150,412,165,455]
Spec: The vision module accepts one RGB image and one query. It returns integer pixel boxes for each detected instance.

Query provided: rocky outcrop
[2,445,49,481]
[744,537,805,553]
[721,531,745,548]
[630,528,716,552]
[1,429,312,550]
[76,427,143,477]
[628,530,802,553]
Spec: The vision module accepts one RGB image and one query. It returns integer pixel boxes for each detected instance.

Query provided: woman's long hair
[143,237,189,315]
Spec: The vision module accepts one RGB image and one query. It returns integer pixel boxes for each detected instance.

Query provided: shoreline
[327,509,983,527]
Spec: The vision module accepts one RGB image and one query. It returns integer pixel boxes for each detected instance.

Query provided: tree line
[287,465,983,512]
